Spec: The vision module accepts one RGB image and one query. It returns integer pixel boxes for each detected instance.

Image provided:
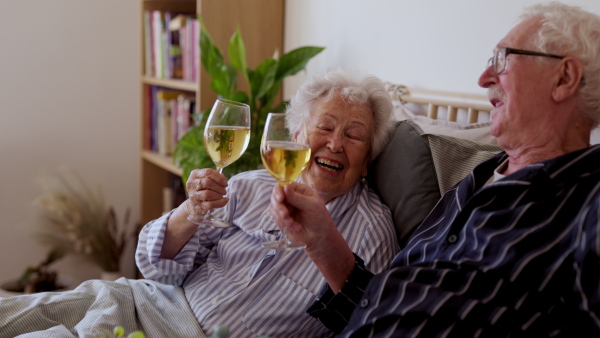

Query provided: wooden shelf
[142,76,197,92]
[142,150,183,176]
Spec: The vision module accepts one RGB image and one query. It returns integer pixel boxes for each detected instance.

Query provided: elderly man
[269,2,600,336]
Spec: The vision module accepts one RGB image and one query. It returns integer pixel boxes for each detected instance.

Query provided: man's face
[478,17,563,151]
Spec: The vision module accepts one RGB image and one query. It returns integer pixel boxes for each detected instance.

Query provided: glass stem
[205,166,225,219]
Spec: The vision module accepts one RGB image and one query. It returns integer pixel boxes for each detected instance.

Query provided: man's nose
[478,64,497,88]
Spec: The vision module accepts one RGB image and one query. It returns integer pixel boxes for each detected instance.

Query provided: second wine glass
[260,113,311,250]
[187,99,251,228]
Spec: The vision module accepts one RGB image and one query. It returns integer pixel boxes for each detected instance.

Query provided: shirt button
[448,234,458,243]
[245,276,251,282]
[360,298,369,308]
[211,298,218,305]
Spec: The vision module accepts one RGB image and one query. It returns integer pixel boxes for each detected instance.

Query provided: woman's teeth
[316,158,343,172]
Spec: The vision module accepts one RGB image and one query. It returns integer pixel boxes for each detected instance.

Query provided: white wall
[283,0,600,98]
[0,1,139,283]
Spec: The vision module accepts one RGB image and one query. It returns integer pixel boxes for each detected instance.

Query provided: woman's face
[300,92,374,203]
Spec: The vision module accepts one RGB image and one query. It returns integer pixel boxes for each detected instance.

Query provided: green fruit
[127,331,146,338]
[213,325,230,338]
[113,326,125,337]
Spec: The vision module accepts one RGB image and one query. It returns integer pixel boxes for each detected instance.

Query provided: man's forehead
[497,17,541,49]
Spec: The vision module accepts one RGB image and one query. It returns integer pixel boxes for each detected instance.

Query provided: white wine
[204,126,251,168]
[261,141,311,185]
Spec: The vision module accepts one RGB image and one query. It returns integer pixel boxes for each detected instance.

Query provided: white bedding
[0,278,206,338]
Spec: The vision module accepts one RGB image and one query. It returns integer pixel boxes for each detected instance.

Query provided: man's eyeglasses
[487,47,564,75]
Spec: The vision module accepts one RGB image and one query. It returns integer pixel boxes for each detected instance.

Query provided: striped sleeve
[577,190,600,327]
[135,211,209,286]
[307,254,374,334]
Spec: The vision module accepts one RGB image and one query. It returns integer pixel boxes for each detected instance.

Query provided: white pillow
[393,101,498,145]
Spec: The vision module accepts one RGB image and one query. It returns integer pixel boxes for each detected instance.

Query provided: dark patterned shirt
[308,145,600,337]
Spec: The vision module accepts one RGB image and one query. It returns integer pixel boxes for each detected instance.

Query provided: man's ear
[552,56,584,102]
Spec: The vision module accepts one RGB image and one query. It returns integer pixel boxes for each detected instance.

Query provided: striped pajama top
[136,169,399,338]
[310,145,600,337]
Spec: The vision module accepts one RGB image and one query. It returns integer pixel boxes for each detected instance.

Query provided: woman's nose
[327,133,344,152]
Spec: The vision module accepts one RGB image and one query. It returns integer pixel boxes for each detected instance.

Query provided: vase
[100,271,122,281]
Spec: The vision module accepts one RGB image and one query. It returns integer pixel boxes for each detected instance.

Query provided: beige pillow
[423,134,503,194]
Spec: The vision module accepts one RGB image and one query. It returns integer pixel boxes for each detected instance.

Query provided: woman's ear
[361,157,370,178]
[552,56,584,102]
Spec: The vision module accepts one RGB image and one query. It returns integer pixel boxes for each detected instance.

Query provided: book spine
[192,17,199,83]
[180,25,187,81]
[143,11,153,77]
[152,10,164,78]
[151,86,158,152]
[170,98,178,154]
[145,85,153,149]
[164,11,172,79]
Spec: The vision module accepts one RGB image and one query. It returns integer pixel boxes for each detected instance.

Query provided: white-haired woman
[135,69,400,337]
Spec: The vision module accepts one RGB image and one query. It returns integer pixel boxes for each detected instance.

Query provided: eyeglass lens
[494,48,505,74]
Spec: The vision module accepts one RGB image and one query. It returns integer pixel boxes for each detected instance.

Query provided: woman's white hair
[286,69,394,161]
[522,1,600,128]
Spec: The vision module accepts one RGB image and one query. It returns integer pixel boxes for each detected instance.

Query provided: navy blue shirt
[309,145,600,337]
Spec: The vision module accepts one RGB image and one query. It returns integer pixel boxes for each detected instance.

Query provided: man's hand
[269,182,356,292]
[269,182,332,252]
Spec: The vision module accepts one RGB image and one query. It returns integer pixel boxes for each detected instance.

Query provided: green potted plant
[173,16,324,182]
[0,249,72,296]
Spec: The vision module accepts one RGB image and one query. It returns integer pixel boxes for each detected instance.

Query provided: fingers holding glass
[187,99,250,228]
[260,113,311,250]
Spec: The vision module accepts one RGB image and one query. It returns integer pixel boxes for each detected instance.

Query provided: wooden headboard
[385,83,493,124]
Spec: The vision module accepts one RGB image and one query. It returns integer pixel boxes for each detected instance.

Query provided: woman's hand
[160,168,229,259]
[183,168,229,216]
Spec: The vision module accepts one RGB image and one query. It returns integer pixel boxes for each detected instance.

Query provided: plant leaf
[231,91,249,104]
[228,29,250,90]
[198,16,223,78]
[173,124,213,185]
[275,46,325,80]
[209,64,238,99]
[249,58,278,100]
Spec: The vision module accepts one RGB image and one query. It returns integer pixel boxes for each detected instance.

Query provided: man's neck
[503,140,590,175]
[500,119,592,175]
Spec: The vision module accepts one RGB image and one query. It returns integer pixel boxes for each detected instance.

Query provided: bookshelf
[140,0,284,225]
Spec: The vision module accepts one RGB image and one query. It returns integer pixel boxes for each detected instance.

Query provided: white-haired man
[270,2,600,336]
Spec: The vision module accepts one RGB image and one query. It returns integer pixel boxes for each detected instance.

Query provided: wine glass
[260,113,311,250]
[187,98,251,228]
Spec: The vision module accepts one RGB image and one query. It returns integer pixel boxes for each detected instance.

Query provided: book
[164,11,172,79]
[156,90,181,155]
[169,15,186,79]
[170,98,179,153]
[143,11,153,77]
[152,10,164,78]
[176,93,196,141]
[191,17,199,82]
[145,85,153,149]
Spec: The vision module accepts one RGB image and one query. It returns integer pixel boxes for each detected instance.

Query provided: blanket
[0,278,206,338]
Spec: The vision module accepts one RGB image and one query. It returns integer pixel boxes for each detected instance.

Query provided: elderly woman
[135,69,400,337]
